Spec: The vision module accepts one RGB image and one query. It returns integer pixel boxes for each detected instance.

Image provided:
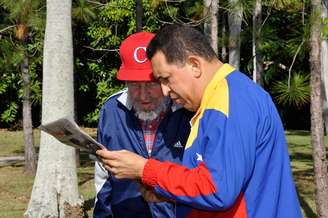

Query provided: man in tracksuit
[93,32,193,218]
[96,25,302,218]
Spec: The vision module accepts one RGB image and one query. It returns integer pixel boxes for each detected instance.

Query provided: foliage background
[0,0,324,129]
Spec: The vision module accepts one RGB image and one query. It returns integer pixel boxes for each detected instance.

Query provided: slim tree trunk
[228,0,243,69]
[321,0,328,134]
[252,0,263,85]
[25,0,83,217]
[221,12,227,62]
[204,0,218,54]
[204,0,211,42]
[76,148,80,167]
[21,53,37,175]
[136,0,143,32]
[211,0,218,55]
[310,0,328,217]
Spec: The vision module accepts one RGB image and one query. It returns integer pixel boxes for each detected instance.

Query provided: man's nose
[161,84,170,96]
[140,84,148,100]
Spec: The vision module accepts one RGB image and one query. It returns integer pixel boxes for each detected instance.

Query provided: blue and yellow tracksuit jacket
[93,89,193,218]
[142,64,302,218]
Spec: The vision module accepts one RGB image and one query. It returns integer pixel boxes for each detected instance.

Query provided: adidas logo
[172,141,183,148]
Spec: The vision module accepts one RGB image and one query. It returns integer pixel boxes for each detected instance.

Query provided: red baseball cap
[116,32,155,81]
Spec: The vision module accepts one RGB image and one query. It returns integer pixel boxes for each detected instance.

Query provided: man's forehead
[127,81,155,84]
[152,71,160,79]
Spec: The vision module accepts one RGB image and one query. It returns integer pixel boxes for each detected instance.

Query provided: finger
[140,187,146,196]
[103,164,112,172]
[96,149,119,160]
[101,158,113,167]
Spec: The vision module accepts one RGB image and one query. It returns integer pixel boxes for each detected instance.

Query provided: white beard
[133,97,170,121]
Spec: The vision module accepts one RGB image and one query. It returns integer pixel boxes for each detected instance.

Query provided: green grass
[0,128,326,218]
[285,130,325,218]
[0,129,40,156]
[0,128,96,217]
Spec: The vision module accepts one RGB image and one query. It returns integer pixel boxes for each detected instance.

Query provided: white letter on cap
[134,47,147,63]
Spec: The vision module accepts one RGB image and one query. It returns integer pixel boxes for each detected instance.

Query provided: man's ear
[186,56,202,78]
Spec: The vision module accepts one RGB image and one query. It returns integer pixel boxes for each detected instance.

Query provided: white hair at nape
[132,96,170,122]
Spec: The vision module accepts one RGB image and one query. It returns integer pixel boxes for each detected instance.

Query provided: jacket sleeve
[141,110,256,211]
[93,161,113,218]
[93,106,113,218]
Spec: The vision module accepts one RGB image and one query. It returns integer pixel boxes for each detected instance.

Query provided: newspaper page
[39,117,105,156]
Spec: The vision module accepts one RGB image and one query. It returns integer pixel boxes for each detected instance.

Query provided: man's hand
[96,149,147,180]
[139,185,168,203]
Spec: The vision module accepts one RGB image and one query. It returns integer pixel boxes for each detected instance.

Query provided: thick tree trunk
[310,0,328,217]
[21,53,37,175]
[24,0,83,217]
[322,0,328,134]
[204,0,218,54]
[252,0,263,85]
[136,0,143,32]
[228,0,243,69]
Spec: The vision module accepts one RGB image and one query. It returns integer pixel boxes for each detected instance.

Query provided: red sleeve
[141,159,216,197]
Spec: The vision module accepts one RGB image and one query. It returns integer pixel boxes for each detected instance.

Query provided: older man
[96,25,302,218]
[93,32,193,218]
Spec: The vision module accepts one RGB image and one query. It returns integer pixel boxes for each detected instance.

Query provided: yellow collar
[191,64,235,123]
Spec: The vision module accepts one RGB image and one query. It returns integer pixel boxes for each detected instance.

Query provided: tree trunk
[310,0,328,217]
[136,0,143,32]
[221,12,227,62]
[24,0,83,217]
[252,0,263,85]
[76,148,80,168]
[21,53,37,175]
[322,0,328,134]
[228,0,243,69]
[204,0,218,54]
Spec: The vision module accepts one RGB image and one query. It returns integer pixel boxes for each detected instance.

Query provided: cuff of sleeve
[141,159,162,187]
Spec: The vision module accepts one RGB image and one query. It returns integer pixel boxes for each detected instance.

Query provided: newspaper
[39,117,105,156]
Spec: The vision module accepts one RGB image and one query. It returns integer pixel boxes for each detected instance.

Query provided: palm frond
[271,73,310,108]
[73,0,97,23]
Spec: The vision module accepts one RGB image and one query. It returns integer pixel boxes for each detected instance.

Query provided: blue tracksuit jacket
[141,64,302,218]
[93,89,193,218]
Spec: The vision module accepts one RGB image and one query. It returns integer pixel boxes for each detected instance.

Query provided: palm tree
[0,0,42,174]
[309,0,328,216]
[228,0,243,69]
[321,0,328,133]
[25,0,83,217]
[221,12,227,62]
[136,0,143,32]
[204,0,218,54]
[269,0,311,110]
[252,0,263,85]
[72,0,97,167]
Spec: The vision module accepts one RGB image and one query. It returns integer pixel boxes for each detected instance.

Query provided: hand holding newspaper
[39,117,105,156]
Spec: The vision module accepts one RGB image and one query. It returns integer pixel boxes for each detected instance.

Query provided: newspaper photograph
[39,117,105,155]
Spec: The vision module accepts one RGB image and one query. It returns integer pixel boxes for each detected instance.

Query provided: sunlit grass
[0,129,326,218]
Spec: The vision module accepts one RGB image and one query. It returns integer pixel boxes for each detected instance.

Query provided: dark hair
[147,24,217,64]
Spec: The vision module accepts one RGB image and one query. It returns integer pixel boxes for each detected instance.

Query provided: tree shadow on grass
[297,188,317,218]
[83,197,95,217]
[290,151,328,163]
[80,152,96,167]
[290,152,313,162]
[285,130,310,136]
[12,146,40,155]
[78,172,94,186]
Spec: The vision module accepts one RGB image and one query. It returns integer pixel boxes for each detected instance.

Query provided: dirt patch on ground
[64,201,85,218]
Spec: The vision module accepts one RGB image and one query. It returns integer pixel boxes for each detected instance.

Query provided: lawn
[0,128,325,218]
[0,128,96,217]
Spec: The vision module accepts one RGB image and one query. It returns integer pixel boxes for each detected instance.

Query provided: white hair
[130,95,170,121]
